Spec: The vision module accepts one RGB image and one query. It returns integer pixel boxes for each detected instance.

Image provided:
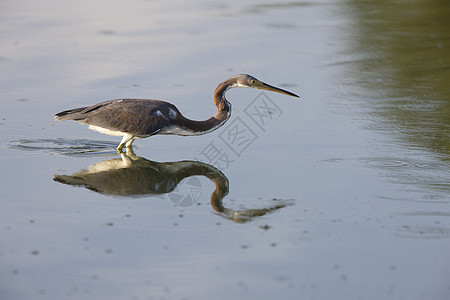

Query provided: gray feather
[55,99,179,135]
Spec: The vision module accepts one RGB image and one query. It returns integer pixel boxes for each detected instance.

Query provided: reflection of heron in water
[55,74,299,152]
[54,149,293,223]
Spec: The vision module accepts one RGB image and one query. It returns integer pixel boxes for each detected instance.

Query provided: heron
[55,74,299,152]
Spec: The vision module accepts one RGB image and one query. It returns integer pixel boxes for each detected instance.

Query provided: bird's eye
[250,79,256,85]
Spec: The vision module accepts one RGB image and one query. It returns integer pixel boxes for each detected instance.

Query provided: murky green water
[1,1,449,299]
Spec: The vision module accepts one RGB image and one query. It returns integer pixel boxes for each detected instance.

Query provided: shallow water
[1,0,449,299]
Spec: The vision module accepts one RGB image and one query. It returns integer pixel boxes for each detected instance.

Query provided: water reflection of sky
[1,1,450,300]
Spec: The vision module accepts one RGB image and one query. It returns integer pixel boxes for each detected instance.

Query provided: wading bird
[55,74,299,152]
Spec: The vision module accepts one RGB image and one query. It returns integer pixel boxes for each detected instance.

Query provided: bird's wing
[75,99,174,135]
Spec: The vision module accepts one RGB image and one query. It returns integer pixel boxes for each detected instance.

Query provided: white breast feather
[89,125,126,136]
[159,126,200,136]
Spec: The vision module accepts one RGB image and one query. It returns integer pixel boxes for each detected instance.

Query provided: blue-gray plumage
[55,74,299,152]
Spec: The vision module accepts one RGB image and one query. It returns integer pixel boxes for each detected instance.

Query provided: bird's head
[231,74,299,98]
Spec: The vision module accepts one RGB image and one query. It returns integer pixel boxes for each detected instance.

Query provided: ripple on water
[360,157,411,168]
[395,224,450,240]
[8,139,118,156]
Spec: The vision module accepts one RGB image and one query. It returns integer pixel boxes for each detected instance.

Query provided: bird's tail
[53,175,85,186]
[54,107,87,121]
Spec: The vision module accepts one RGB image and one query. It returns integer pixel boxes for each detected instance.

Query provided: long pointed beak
[254,80,300,98]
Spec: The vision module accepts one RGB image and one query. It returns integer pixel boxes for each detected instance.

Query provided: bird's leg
[125,137,136,149]
[117,133,135,153]
[119,151,133,167]
[125,146,138,158]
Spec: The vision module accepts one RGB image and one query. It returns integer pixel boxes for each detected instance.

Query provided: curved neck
[175,80,232,135]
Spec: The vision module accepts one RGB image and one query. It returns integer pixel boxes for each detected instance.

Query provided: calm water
[1,0,449,299]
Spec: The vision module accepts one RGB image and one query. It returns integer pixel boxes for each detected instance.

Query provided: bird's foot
[116,145,124,153]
